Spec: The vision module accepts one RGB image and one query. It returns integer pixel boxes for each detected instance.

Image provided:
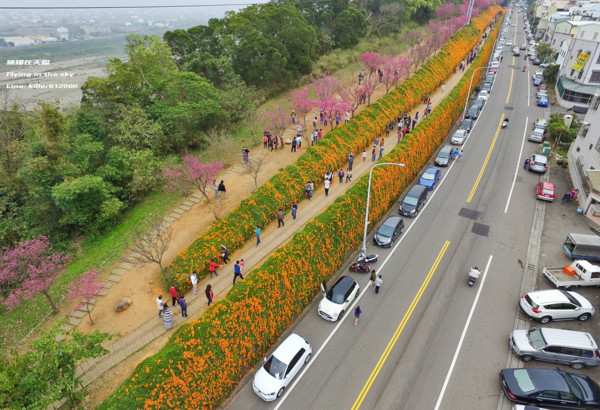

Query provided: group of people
[263,130,284,151]
[354,270,384,326]
[213,180,227,199]
[562,188,579,205]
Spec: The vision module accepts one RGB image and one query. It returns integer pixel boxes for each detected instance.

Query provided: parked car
[519,289,595,324]
[400,184,428,217]
[520,43,527,50]
[528,154,548,173]
[509,327,600,369]
[485,73,495,84]
[536,181,555,201]
[318,276,359,321]
[489,66,498,74]
[473,98,486,110]
[536,89,548,99]
[534,117,548,130]
[481,82,492,94]
[529,128,545,143]
[537,96,549,107]
[451,129,468,145]
[466,106,480,120]
[419,167,442,191]
[435,145,453,166]
[253,333,312,401]
[532,57,541,65]
[477,90,490,101]
[499,368,600,408]
[533,76,543,86]
[459,118,473,133]
[374,216,404,247]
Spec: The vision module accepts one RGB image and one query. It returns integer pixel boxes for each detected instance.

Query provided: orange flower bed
[102,9,503,410]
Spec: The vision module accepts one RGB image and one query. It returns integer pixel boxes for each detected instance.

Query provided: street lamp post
[361,162,405,256]
[462,65,489,120]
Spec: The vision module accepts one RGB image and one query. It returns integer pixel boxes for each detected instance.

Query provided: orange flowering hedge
[163,5,502,294]
[101,11,502,410]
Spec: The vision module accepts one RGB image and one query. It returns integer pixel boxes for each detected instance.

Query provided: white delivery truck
[543,260,600,289]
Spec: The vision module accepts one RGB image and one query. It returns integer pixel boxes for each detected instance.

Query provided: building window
[579,71,584,80]
[594,95,600,110]
[591,71,600,83]
[571,69,575,76]
[581,123,590,137]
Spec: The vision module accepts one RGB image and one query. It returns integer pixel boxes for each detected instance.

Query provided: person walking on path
[233,260,244,284]
[190,272,198,296]
[162,304,174,329]
[169,284,178,306]
[156,295,164,318]
[213,180,219,200]
[178,295,188,318]
[277,209,285,227]
[375,275,383,294]
[348,152,355,171]
[218,180,227,199]
[346,169,352,183]
[338,169,344,183]
[291,137,297,152]
[524,157,530,170]
[324,178,331,196]
[255,225,261,245]
[209,258,221,278]
[354,306,362,326]
[305,182,313,200]
[371,147,376,162]
[292,202,297,219]
[562,192,572,205]
[240,259,245,272]
[220,245,230,264]
[370,270,377,288]
[362,150,366,162]
[458,149,463,162]
[205,284,214,307]
[379,145,384,159]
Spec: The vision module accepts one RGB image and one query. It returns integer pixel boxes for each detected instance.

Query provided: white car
[536,89,548,98]
[490,61,500,68]
[253,333,312,401]
[318,276,359,321]
[528,128,545,143]
[451,129,468,145]
[477,90,490,101]
[506,40,513,47]
[520,289,595,324]
[532,69,544,80]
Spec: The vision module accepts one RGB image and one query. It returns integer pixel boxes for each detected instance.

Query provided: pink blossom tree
[265,106,289,139]
[0,236,69,314]
[163,156,223,201]
[360,52,384,105]
[436,2,458,20]
[317,95,351,131]
[380,56,413,94]
[67,268,105,325]
[312,73,342,100]
[290,87,313,132]
[341,83,369,118]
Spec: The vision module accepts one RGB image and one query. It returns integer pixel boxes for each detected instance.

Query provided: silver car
[435,145,453,166]
[528,128,544,143]
[451,129,468,145]
[528,154,548,173]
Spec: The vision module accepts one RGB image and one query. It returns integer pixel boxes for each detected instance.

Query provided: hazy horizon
[2,0,269,9]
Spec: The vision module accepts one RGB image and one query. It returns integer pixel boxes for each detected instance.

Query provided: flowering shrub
[102,8,503,410]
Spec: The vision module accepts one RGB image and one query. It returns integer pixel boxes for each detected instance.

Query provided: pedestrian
[324,178,331,196]
[562,192,572,205]
[254,225,261,245]
[345,111,350,124]
[374,137,379,148]
[379,145,384,159]
[372,147,376,162]
[218,180,227,199]
[386,124,391,136]
[354,306,362,326]
[208,258,221,278]
[190,272,198,295]
[524,158,530,170]
[263,133,268,148]
[291,110,296,124]
[571,188,579,201]
[415,111,419,122]
[338,169,344,183]
[297,135,301,149]
[375,275,383,294]
[296,123,303,138]
[458,149,463,162]
[362,150,366,162]
[280,135,284,149]
[442,84,445,92]
[370,270,376,288]
[163,303,174,329]
[348,152,354,171]
[335,113,341,127]
[277,208,285,227]
[205,284,214,307]
[220,244,230,264]
[291,137,297,153]
[318,129,323,141]
[169,284,178,306]
[346,168,352,183]
[313,116,318,132]
[305,182,312,200]
[178,295,188,318]
[213,179,219,200]
[292,202,297,219]
[233,260,244,284]
[274,136,279,150]
[240,259,245,271]
[156,295,164,318]
[398,129,403,144]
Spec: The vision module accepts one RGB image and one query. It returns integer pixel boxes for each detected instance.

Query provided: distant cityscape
[0,7,236,47]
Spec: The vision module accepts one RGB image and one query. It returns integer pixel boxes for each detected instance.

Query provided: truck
[543,260,600,289]
[563,233,600,262]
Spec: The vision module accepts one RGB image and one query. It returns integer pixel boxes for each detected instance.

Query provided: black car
[532,57,541,65]
[459,118,472,133]
[373,216,404,247]
[466,106,480,120]
[499,368,600,409]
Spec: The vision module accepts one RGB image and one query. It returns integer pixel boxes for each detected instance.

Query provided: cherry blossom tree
[164,155,223,201]
[312,73,342,100]
[436,2,458,20]
[68,268,105,325]
[0,236,69,314]
[265,107,289,140]
[290,87,313,132]
[380,56,413,94]
[341,83,369,117]
[360,52,385,105]
[317,95,351,131]
[403,29,423,48]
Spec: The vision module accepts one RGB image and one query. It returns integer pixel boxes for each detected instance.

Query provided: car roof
[454,129,468,136]
[538,181,554,189]
[532,128,544,133]
[425,166,440,173]
[440,145,453,153]
[272,333,308,364]
[538,328,598,350]
[332,275,356,295]
[527,289,570,303]
[382,215,402,227]
[531,154,547,162]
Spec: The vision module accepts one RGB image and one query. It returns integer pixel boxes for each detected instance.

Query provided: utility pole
[466,0,475,25]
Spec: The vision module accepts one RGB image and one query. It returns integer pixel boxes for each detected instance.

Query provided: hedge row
[163,6,502,294]
[101,8,503,409]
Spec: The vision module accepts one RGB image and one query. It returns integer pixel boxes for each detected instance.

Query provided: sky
[1,0,269,9]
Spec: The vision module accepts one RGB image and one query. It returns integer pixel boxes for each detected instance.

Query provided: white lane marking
[433,254,494,410]
[504,117,529,213]
[527,71,530,107]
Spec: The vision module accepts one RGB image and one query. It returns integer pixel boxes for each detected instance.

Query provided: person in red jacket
[209,259,221,278]
[169,284,178,306]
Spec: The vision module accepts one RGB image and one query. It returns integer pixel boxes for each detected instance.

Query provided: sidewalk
[73,62,470,388]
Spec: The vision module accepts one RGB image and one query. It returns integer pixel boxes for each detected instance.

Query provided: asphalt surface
[225,10,600,410]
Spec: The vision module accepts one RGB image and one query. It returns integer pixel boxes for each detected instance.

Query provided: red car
[488,67,498,74]
[536,181,555,201]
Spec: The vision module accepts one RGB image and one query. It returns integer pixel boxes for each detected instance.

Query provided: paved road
[226,10,600,410]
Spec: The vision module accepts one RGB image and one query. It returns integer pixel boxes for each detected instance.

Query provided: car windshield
[422,172,435,180]
[378,224,394,237]
[513,369,535,392]
[561,371,584,401]
[525,294,539,309]
[438,150,449,159]
[326,288,345,304]
[404,195,419,206]
[527,329,547,350]
[263,355,287,380]
[562,291,582,307]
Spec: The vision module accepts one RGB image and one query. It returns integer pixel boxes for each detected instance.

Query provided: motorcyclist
[523,65,526,72]
[469,267,481,280]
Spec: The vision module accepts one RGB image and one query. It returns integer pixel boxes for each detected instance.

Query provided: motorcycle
[349,261,371,273]
[468,267,481,286]
[356,253,378,264]
[502,118,509,128]
[523,65,526,72]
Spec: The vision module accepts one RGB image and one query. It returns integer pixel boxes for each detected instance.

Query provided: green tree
[111,104,167,154]
[536,42,555,62]
[0,324,111,408]
[332,8,367,49]
[68,134,105,175]
[543,64,559,86]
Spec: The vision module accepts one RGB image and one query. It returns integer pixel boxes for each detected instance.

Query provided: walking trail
[73,55,472,406]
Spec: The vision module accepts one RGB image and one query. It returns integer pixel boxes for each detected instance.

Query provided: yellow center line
[505,67,514,104]
[466,114,504,203]
[350,240,451,410]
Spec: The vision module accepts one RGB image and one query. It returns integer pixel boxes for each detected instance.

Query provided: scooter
[502,118,509,128]
[523,65,527,72]
[468,267,481,286]
[356,253,378,264]
[349,261,371,273]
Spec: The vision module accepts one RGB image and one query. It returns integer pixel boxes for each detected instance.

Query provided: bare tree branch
[122,220,172,271]
[241,151,268,191]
